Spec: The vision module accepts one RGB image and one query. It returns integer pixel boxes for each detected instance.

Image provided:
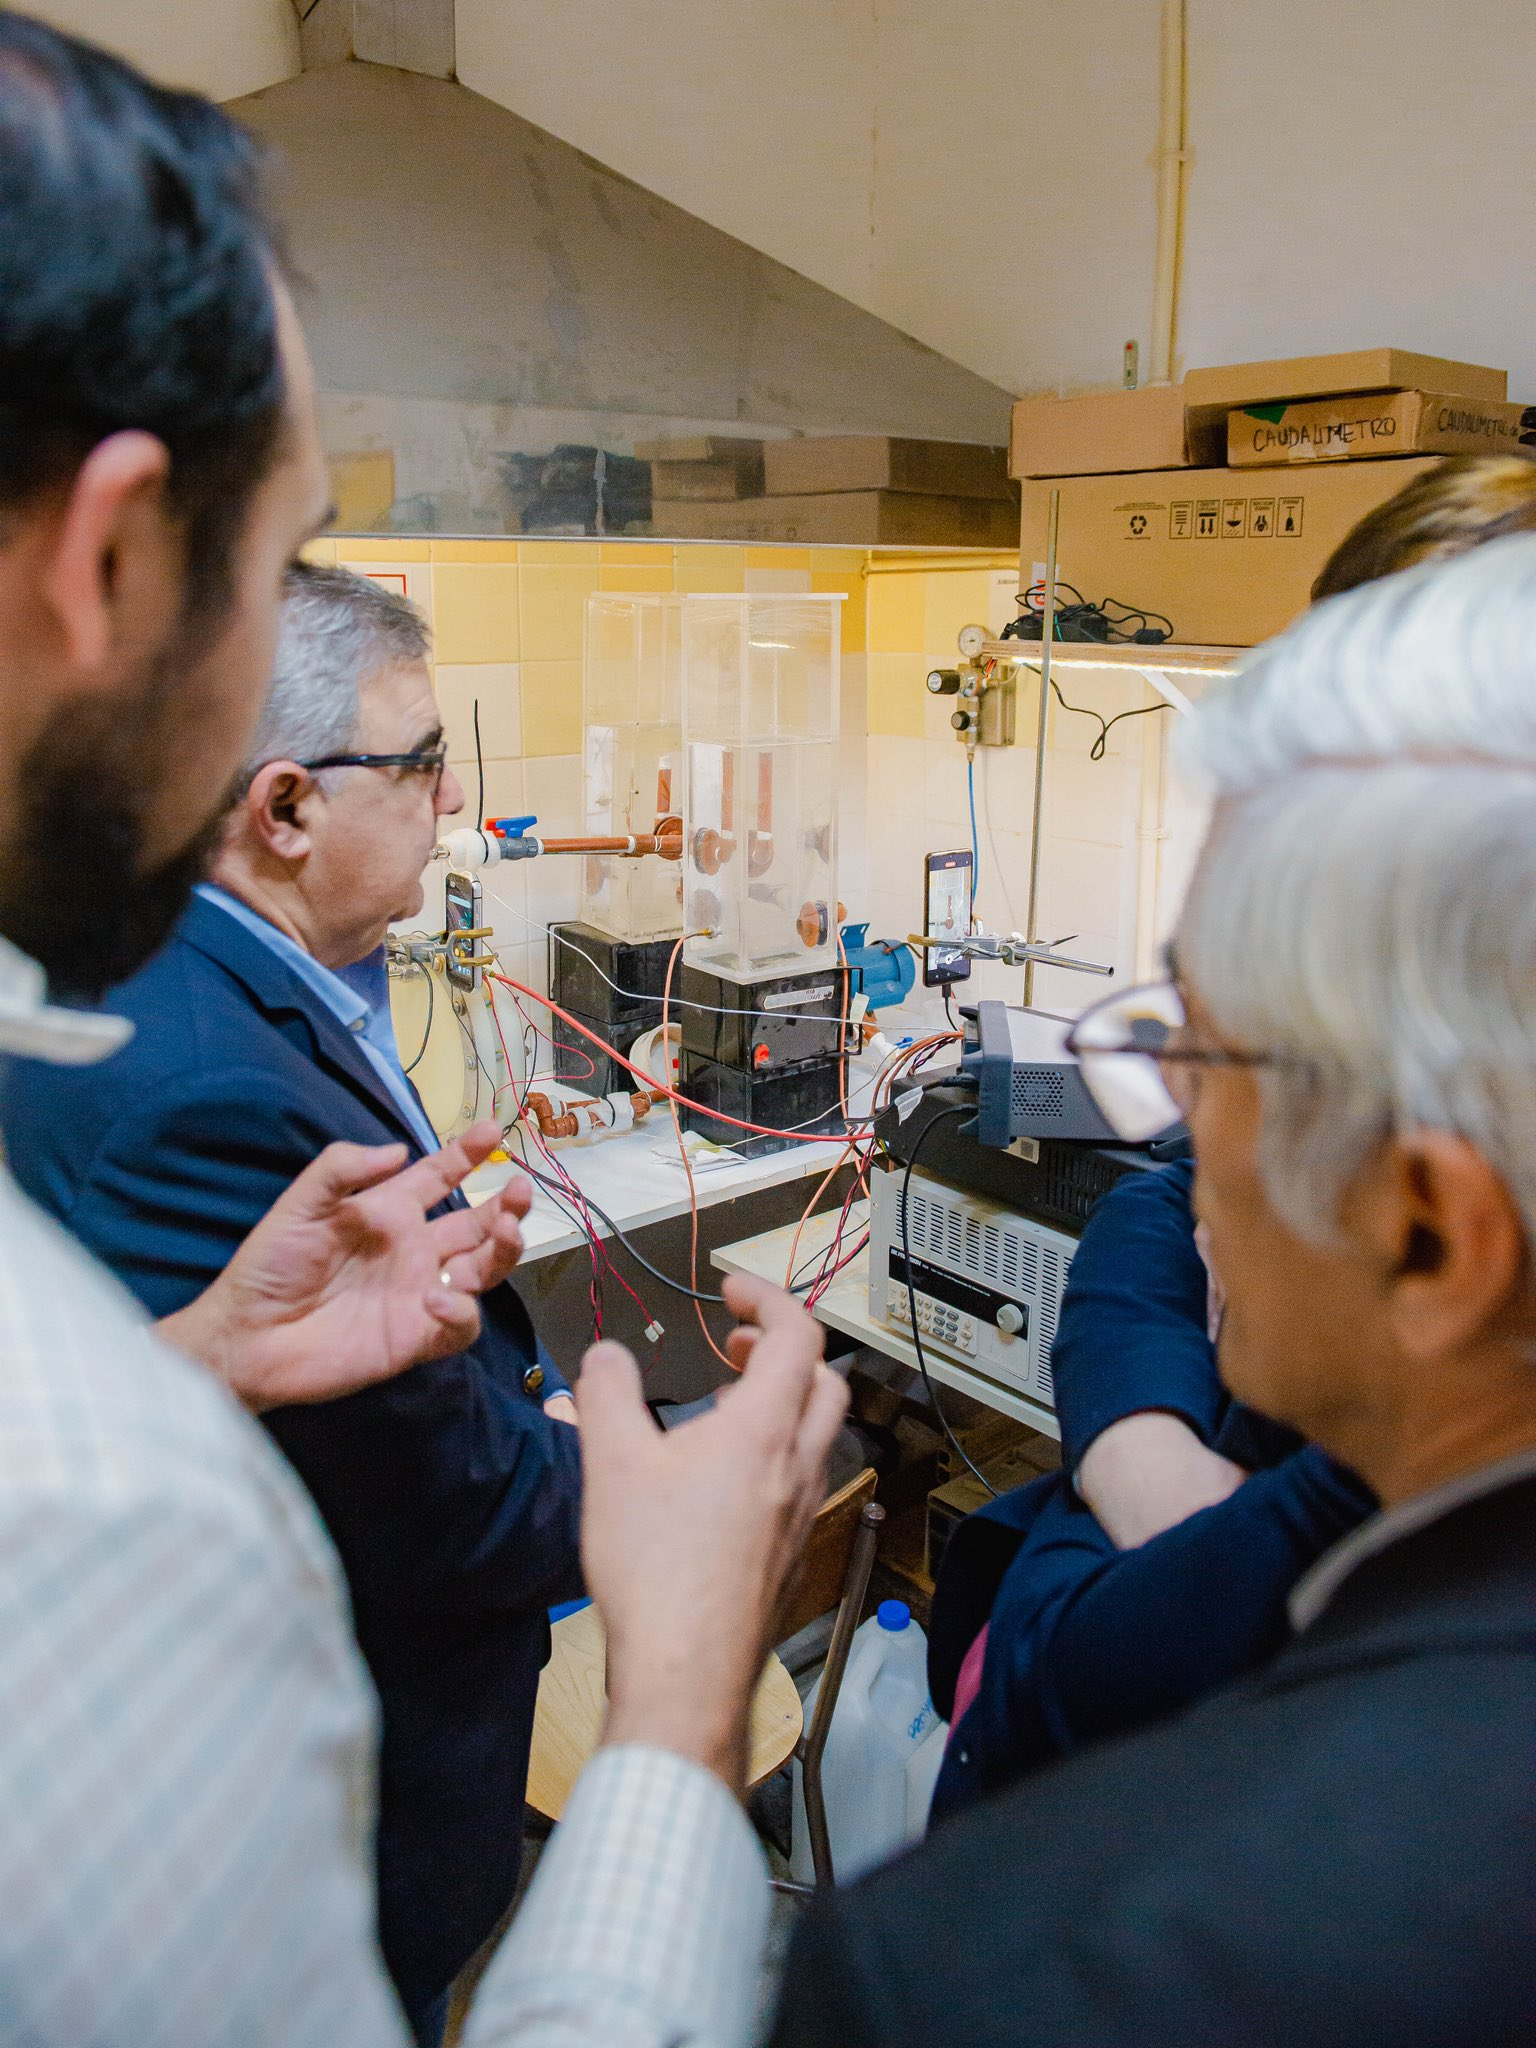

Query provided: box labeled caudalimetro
[1019,457,1440,646]
[1183,347,1508,458]
[1228,390,1536,467]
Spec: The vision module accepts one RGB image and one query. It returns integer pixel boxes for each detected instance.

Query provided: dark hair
[1312,455,1536,601]
[0,11,289,609]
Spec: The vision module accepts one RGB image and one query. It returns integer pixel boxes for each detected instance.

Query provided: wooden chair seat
[526,1601,803,1823]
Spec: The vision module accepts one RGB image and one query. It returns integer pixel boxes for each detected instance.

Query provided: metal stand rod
[1022,489,1060,1008]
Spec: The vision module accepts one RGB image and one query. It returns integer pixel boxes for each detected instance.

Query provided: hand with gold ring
[159,1121,534,1412]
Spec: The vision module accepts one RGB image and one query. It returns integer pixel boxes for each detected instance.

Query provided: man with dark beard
[0,13,569,2037]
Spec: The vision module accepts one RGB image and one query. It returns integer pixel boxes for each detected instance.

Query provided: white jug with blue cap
[790,1599,948,1885]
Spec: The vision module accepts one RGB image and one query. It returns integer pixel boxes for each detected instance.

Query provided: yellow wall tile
[335,537,430,562]
[675,544,746,592]
[600,541,670,564]
[866,652,926,737]
[812,572,866,654]
[924,568,995,661]
[867,571,927,654]
[520,660,584,756]
[430,539,520,562]
[433,663,521,760]
[747,545,811,569]
[519,539,600,564]
[301,538,338,564]
[600,563,675,592]
[518,563,602,661]
[431,564,520,663]
[809,546,870,574]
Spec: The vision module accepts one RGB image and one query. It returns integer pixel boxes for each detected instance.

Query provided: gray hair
[1177,758,1536,1249]
[244,561,431,780]
[1178,532,1536,797]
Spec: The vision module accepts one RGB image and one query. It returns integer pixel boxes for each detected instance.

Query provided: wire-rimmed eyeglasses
[1065,978,1300,1141]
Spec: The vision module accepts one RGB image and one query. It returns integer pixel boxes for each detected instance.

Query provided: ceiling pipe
[1147,0,1189,387]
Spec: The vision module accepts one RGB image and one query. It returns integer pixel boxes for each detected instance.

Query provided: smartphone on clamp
[443,870,483,992]
[922,849,973,987]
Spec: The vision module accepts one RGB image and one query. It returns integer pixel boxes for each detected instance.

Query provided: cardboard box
[1184,348,1507,454]
[631,434,765,464]
[649,451,766,500]
[761,435,1013,501]
[1009,384,1205,478]
[654,489,1020,548]
[1019,456,1441,647]
[1228,389,1536,468]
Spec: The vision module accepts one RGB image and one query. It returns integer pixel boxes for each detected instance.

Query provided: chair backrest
[775,1466,878,1645]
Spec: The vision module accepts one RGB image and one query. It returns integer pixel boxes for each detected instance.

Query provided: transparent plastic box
[681,593,842,983]
[580,593,684,942]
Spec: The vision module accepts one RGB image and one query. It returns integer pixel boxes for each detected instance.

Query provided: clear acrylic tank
[580,593,684,942]
[681,593,842,983]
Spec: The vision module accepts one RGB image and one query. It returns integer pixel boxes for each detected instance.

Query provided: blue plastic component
[877,1599,911,1632]
[491,814,539,839]
[840,922,916,1013]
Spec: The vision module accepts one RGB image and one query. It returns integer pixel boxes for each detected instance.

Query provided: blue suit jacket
[928,1158,1375,1821]
[0,894,584,2031]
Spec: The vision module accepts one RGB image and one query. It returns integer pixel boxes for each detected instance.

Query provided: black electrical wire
[899,1102,998,1497]
[473,699,486,836]
[402,965,434,1075]
[514,1162,730,1304]
[1019,662,1173,763]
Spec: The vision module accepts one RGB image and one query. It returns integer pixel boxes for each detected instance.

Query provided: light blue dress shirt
[195,886,441,1156]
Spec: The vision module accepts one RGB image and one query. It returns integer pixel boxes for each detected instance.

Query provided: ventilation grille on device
[1012,1066,1066,1126]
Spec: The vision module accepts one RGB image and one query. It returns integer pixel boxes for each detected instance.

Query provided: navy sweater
[928,1158,1374,1820]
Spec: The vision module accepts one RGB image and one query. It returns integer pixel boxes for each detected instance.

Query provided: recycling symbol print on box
[1120,501,1160,538]
[1128,512,1148,535]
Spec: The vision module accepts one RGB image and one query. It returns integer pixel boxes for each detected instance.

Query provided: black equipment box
[678,962,844,1075]
[875,1079,1186,1234]
[553,1010,639,1097]
[549,921,678,1025]
[679,1049,844,1155]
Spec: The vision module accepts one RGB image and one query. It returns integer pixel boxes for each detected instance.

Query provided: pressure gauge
[957,622,989,660]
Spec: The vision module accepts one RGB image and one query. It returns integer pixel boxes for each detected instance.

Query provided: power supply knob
[927,668,962,695]
[995,1303,1025,1336]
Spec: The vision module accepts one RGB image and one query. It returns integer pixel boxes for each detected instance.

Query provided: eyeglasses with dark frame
[298,743,450,794]
[1064,978,1303,1141]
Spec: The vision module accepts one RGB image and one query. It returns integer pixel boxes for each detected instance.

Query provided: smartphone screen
[922,850,973,986]
[444,871,482,992]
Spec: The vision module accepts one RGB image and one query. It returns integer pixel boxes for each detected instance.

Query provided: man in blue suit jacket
[0,565,583,2042]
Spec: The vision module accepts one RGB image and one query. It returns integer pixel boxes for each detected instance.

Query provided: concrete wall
[457,0,1161,398]
[460,0,1536,398]
[26,0,299,101]
[231,60,1012,529]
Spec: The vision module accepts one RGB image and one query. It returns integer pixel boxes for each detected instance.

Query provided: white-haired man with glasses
[2,561,583,2043]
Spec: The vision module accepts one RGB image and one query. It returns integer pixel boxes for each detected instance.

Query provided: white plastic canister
[790,1600,948,1885]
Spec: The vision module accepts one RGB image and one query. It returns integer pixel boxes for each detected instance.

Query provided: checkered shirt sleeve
[466,1745,770,2048]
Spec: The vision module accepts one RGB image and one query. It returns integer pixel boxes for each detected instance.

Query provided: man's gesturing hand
[576,1274,849,1796]
[160,1121,534,1411]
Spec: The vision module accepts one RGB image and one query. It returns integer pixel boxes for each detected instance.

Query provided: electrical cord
[966,756,981,914]
[401,963,434,1075]
[1020,663,1173,763]
[899,1101,998,1498]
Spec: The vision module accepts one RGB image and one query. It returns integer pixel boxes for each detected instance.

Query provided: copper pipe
[521,1088,665,1141]
[537,832,682,861]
